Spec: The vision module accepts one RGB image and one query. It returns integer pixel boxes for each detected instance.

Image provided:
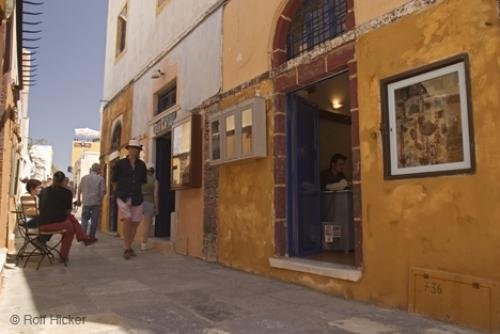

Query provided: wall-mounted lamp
[331,99,343,110]
[151,69,165,79]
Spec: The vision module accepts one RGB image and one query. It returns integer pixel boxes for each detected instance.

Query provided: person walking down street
[77,163,105,242]
[38,171,96,263]
[111,139,147,260]
[139,163,159,251]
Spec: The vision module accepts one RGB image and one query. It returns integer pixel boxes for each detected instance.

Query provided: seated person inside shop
[320,153,350,191]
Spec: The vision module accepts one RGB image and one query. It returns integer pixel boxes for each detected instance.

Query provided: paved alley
[0,234,483,334]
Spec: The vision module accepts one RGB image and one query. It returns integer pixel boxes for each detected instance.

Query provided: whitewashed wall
[29,145,53,181]
[102,0,221,101]
[131,7,223,139]
[76,152,100,187]
[18,89,32,182]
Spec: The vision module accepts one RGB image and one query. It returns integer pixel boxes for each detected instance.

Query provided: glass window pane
[394,72,463,168]
[116,5,128,55]
[287,0,347,59]
[241,108,253,154]
[211,120,220,160]
[157,85,177,114]
[172,155,190,187]
[172,120,192,187]
[173,121,191,155]
[117,17,127,54]
[225,114,236,159]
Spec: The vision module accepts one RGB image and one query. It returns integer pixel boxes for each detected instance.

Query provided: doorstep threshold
[0,248,7,274]
[269,256,362,282]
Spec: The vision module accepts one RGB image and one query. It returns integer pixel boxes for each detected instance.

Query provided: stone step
[0,248,7,293]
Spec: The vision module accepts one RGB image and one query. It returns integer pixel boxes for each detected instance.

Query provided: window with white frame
[116,4,128,57]
[210,97,267,164]
[157,0,170,11]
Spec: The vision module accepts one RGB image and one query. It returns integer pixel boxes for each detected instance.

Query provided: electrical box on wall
[209,97,267,164]
[409,267,497,332]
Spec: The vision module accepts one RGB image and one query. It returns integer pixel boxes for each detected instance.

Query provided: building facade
[28,144,52,182]
[17,51,32,187]
[71,128,100,187]
[0,0,32,254]
[74,151,100,192]
[209,0,500,332]
[99,0,500,331]
[100,0,223,256]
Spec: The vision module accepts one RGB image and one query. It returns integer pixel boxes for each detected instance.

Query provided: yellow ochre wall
[222,0,284,91]
[71,141,101,172]
[2,75,22,252]
[356,0,500,310]
[1,119,17,253]
[221,0,411,90]
[175,188,204,258]
[218,0,500,331]
[100,85,133,235]
[354,0,408,24]
[100,85,133,157]
[217,80,276,270]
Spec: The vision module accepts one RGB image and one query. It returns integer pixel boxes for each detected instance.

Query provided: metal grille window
[157,85,177,114]
[287,0,347,59]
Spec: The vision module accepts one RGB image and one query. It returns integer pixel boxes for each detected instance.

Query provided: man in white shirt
[77,163,105,241]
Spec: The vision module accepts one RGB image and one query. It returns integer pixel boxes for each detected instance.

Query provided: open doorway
[108,158,119,233]
[287,71,355,266]
[155,133,175,238]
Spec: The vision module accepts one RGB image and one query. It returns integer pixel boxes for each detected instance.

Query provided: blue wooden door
[287,95,321,256]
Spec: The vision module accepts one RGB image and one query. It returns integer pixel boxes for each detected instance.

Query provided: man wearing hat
[77,163,105,242]
[111,139,148,259]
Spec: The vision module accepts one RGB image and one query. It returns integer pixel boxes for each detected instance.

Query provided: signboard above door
[153,111,177,137]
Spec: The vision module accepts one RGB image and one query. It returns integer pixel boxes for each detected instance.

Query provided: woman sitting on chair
[20,179,43,228]
[38,171,96,263]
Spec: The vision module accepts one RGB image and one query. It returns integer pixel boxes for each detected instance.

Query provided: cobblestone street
[0,234,482,334]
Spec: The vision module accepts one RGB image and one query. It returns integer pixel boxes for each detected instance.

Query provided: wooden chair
[14,194,66,270]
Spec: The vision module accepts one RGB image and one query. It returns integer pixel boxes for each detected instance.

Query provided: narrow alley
[0,234,482,334]
[0,1,499,333]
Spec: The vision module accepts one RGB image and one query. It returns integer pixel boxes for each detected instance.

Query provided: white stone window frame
[209,97,267,165]
[157,0,170,14]
[115,3,128,58]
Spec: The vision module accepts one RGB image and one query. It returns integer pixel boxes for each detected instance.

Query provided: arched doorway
[108,121,122,233]
[271,0,362,267]
[110,121,122,152]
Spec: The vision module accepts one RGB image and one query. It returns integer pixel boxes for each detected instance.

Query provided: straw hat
[125,139,142,150]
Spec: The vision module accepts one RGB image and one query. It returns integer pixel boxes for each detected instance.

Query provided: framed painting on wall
[381,54,475,179]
